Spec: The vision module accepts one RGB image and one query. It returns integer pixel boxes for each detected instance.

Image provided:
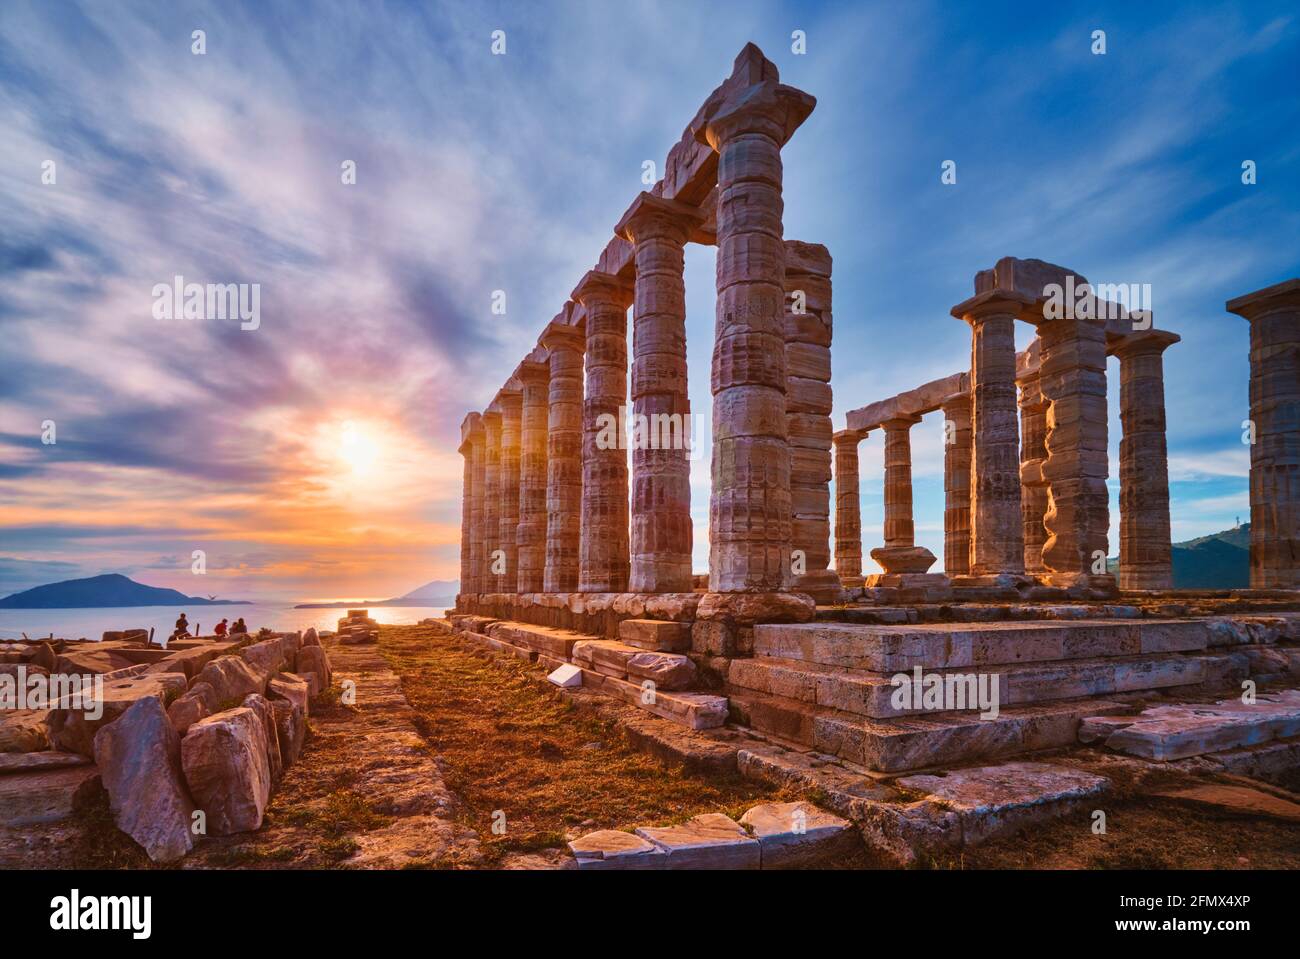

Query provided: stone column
[458,413,484,599]
[783,241,838,601]
[572,270,633,593]
[1113,330,1179,591]
[870,415,938,575]
[1016,354,1049,577]
[481,409,503,593]
[940,392,972,576]
[953,292,1028,577]
[1036,307,1111,589]
[693,79,815,596]
[1227,279,1299,589]
[467,417,487,596]
[615,193,702,593]
[540,321,585,593]
[515,360,550,593]
[497,388,522,595]
[833,430,864,587]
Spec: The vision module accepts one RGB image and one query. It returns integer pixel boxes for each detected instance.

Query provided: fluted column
[540,322,585,592]
[1016,358,1049,576]
[833,429,864,586]
[783,240,838,601]
[693,80,815,594]
[468,417,487,596]
[1227,280,1300,589]
[941,392,972,576]
[870,415,937,574]
[1114,330,1178,590]
[1036,308,1111,588]
[572,270,633,593]
[615,193,702,593]
[953,293,1026,576]
[516,360,550,593]
[481,409,503,592]
[458,413,484,598]
[497,388,522,594]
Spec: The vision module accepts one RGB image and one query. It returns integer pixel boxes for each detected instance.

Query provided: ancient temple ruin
[451,44,1300,780]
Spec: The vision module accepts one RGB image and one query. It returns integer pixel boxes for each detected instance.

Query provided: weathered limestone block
[626,651,697,691]
[572,271,634,593]
[50,672,188,757]
[541,321,585,592]
[569,829,666,870]
[92,695,195,863]
[166,680,217,736]
[1114,330,1179,589]
[194,655,265,707]
[241,693,283,782]
[267,672,310,718]
[1226,279,1299,589]
[833,430,864,585]
[497,388,523,594]
[738,801,856,868]
[618,619,690,652]
[295,645,332,691]
[0,764,101,826]
[271,697,306,767]
[635,813,760,869]
[181,707,273,835]
[239,637,285,681]
[515,361,550,592]
[941,391,972,576]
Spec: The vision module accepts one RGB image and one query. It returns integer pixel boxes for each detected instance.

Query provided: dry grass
[377,624,787,864]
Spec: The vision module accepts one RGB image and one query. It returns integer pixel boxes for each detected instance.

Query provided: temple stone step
[484,621,586,659]
[727,689,1126,772]
[727,651,1221,719]
[753,619,1208,672]
[1082,689,1300,761]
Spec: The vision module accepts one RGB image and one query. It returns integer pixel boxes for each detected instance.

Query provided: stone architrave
[833,430,864,587]
[940,392,972,576]
[783,240,839,602]
[952,291,1029,577]
[572,270,634,593]
[516,360,550,593]
[497,388,523,594]
[1113,330,1179,590]
[1016,351,1049,577]
[541,321,586,592]
[1227,278,1299,589]
[458,413,483,598]
[481,409,503,592]
[692,77,815,595]
[615,193,703,593]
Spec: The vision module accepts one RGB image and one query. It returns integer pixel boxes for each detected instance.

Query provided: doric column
[615,193,702,593]
[480,409,503,592]
[572,270,633,593]
[540,321,585,593]
[515,360,550,593]
[1016,350,1049,576]
[496,388,523,594]
[693,79,815,594]
[833,429,864,586]
[940,392,972,576]
[952,292,1028,576]
[870,415,937,575]
[1113,330,1179,590]
[458,413,484,599]
[1227,279,1299,589]
[1036,308,1111,588]
[783,240,838,601]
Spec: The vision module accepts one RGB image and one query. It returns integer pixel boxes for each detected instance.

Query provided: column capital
[614,191,705,246]
[459,411,484,453]
[691,80,817,151]
[516,359,549,386]
[540,320,585,353]
[493,387,522,413]
[571,269,633,310]
[940,391,971,417]
[1226,277,1300,321]
[481,408,502,429]
[880,414,921,432]
[1110,328,1180,359]
[833,428,865,448]
[951,289,1035,324]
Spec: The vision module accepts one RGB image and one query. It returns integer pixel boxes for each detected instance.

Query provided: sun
[338,420,381,474]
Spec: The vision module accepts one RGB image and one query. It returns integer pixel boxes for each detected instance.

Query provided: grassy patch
[377,623,785,864]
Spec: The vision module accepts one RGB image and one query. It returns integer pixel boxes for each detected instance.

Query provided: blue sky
[0,0,1296,599]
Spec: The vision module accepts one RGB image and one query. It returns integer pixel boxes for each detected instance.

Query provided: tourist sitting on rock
[231,617,247,635]
[214,618,228,637]
[170,613,191,641]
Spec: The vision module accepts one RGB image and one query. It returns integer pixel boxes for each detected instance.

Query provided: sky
[0,0,1296,602]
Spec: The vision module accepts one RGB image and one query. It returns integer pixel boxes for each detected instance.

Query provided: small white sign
[547,663,583,689]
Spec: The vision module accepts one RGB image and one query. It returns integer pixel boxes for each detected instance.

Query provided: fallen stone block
[268,673,310,717]
[181,707,273,835]
[241,693,283,782]
[569,830,666,870]
[194,655,266,706]
[0,710,50,753]
[635,813,760,869]
[271,697,306,767]
[239,637,287,680]
[93,695,195,863]
[0,764,101,826]
[166,680,218,736]
[296,645,332,689]
[739,801,857,868]
[302,627,320,647]
[1098,693,1300,760]
[626,651,697,691]
[0,751,89,775]
[49,672,188,757]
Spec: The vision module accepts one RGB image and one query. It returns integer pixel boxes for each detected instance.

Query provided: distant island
[294,578,458,609]
[0,573,253,609]
[1107,523,1250,588]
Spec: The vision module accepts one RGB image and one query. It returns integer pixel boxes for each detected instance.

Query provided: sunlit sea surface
[0,604,448,642]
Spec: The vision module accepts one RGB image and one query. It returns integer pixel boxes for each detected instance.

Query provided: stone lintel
[975,257,1085,305]
[1226,277,1300,319]
[846,372,967,433]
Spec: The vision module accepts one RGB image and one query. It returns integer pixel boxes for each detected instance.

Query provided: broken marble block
[181,706,273,835]
[49,671,188,757]
[738,801,856,868]
[568,830,666,870]
[635,813,761,869]
[194,655,266,706]
[271,697,306,767]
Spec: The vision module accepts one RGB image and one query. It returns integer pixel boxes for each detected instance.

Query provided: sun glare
[339,420,380,474]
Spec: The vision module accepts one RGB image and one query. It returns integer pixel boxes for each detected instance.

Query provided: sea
[0,604,448,643]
